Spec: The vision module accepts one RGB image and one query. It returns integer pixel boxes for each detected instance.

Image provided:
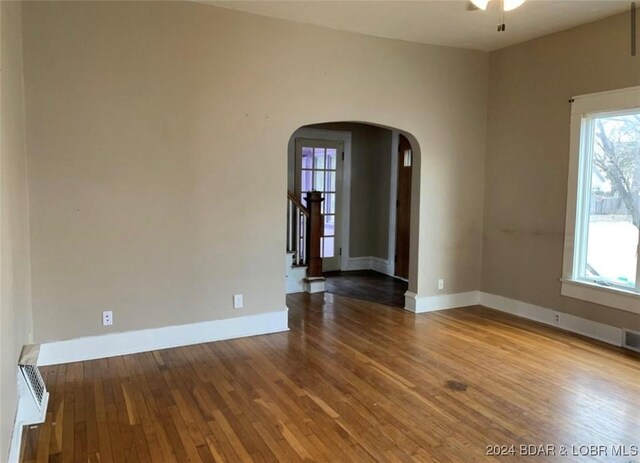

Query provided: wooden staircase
[286,190,325,293]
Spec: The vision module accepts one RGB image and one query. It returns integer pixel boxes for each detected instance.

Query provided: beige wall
[0,1,32,459]
[483,12,640,330]
[369,127,392,260]
[22,1,488,342]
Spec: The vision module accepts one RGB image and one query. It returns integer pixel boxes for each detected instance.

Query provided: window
[562,86,640,314]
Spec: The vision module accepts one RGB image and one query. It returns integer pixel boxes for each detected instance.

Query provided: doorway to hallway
[285,122,419,302]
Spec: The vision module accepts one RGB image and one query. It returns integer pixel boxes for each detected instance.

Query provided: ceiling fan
[466,0,527,31]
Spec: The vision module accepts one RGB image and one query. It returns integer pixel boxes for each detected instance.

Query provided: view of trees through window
[586,112,640,287]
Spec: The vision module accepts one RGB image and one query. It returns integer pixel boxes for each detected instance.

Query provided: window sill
[560,279,640,315]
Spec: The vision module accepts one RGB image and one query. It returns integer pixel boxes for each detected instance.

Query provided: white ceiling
[205,0,631,51]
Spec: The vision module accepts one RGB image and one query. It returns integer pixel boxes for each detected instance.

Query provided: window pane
[301,147,313,169]
[323,237,334,258]
[324,215,335,237]
[314,148,325,169]
[324,193,335,214]
[326,149,337,169]
[313,171,324,191]
[583,112,640,286]
[301,170,312,192]
[586,219,638,284]
[325,171,336,193]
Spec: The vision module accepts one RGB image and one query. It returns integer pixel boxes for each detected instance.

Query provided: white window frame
[561,85,640,315]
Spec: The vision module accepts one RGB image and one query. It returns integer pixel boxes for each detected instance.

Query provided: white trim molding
[387,130,399,278]
[372,257,391,275]
[343,256,373,271]
[404,291,480,313]
[560,279,640,315]
[304,277,326,293]
[285,252,306,294]
[562,85,640,314]
[37,309,289,366]
[402,290,624,347]
[286,279,305,294]
[344,256,392,275]
[480,292,623,346]
[8,371,50,463]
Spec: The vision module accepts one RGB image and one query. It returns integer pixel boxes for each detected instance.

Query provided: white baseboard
[37,309,289,366]
[371,257,391,275]
[344,256,373,271]
[344,256,392,275]
[8,372,50,463]
[304,277,326,293]
[402,290,622,347]
[8,410,22,463]
[404,291,480,313]
[286,281,304,294]
[480,292,623,346]
[285,252,306,294]
[286,265,306,294]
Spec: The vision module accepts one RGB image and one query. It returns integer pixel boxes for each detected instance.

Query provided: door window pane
[326,149,337,169]
[301,170,312,192]
[324,193,335,214]
[325,172,336,193]
[324,215,335,237]
[301,147,313,169]
[582,112,639,287]
[314,148,325,169]
[313,171,325,191]
[322,237,334,258]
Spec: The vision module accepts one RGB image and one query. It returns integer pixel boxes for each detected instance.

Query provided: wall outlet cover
[102,311,113,326]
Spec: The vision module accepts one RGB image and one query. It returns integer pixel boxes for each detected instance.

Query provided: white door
[295,138,343,272]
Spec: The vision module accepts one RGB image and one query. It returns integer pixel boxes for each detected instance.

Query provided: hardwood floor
[324,270,408,308]
[22,293,640,462]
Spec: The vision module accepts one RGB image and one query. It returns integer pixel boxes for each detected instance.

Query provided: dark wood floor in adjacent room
[324,270,408,308]
[22,293,640,462]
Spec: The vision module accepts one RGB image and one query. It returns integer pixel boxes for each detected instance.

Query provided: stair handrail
[287,190,309,216]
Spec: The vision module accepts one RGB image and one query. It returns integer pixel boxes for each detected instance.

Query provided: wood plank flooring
[324,270,408,308]
[21,293,640,462]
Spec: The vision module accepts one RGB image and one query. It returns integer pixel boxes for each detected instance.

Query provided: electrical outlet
[554,313,560,324]
[438,279,444,290]
[102,310,113,326]
[233,294,243,309]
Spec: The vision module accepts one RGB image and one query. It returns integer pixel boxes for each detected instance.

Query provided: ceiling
[205,0,632,51]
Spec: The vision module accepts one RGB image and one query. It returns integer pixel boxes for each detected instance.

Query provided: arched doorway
[285,121,420,308]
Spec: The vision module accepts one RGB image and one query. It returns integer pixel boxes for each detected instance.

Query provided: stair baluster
[286,190,311,267]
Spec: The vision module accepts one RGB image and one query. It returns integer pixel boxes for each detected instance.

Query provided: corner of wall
[1,0,34,460]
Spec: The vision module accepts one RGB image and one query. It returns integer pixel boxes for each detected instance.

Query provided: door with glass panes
[295,139,343,272]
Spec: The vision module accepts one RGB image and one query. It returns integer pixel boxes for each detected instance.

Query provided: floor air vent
[20,364,46,410]
[622,329,640,353]
[17,345,48,413]
[8,346,49,463]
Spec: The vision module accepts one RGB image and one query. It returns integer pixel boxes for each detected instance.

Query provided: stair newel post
[305,191,324,279]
